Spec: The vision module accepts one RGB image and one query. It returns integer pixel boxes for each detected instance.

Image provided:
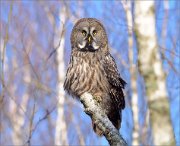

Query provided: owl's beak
[88,35,92,44]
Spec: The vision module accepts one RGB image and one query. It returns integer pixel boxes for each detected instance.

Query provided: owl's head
[71,18,108,52]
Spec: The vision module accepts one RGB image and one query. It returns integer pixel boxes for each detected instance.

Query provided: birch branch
[80,92,127,146]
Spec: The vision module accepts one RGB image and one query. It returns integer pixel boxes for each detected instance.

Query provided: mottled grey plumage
[64,18,126,135]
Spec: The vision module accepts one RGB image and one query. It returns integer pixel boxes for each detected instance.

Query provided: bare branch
[0,2,13,105]
[27,101,36,146]
[80,92,127,146]
[25,106,56,145]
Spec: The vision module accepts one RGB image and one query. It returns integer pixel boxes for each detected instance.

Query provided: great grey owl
[64,18,126,136]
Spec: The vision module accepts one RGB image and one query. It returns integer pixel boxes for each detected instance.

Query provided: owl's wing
[102,53,126,109]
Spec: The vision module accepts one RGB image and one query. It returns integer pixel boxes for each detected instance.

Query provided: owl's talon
[94,96,102,103]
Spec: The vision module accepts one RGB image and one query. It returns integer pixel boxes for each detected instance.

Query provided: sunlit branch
[80,92,127,146]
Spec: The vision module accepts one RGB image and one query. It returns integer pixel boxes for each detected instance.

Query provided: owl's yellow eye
[82,30,87,36]
[93,30,97,36]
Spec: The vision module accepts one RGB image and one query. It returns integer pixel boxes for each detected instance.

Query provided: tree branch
[80,92,127,146]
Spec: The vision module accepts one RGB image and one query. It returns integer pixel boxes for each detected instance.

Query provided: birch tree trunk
[5,46,30,145]
[12,75,30,145]
[54,6,68,145]
[134,1,175,145]
[1,30,28,145]
[8,57,22,144]
[122,2,139,145]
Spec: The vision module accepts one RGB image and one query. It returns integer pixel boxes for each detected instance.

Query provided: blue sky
[1,0,179,145]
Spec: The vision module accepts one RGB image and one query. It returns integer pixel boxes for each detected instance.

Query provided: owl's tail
[92,111,121,136]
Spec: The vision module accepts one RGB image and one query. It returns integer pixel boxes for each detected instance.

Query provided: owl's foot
[94,95,102,103]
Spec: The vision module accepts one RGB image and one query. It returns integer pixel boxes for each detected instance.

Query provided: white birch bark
[1,14,29,146]
[54,6,68,145]
[122,1,139,145]
[10,83,29,145]
[1,41,22,144]
[8,57,24,145]
[80,92,127,146]
[134,1,175,145]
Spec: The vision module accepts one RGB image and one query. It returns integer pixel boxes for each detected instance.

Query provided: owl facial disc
[78,28,100,51]
[78,41,86,49]
[92,41,99,50]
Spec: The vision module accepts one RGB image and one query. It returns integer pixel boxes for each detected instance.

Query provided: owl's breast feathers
[64,51,126,110]
[64,51,109,98]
